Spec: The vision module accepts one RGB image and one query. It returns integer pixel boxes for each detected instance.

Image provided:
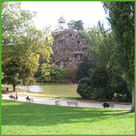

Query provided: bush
[76,57,92,81]
[63,62,78,83]
[116,94,132,102]
[36,63,66,83]
[93,85,115,101]
[49,65,66,83]
[114,76,130,95]
[91,67,110,88]
[113,76,132,102]
[77,78,93,99]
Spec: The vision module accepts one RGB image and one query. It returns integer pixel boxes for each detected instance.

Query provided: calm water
[2,84,80,97]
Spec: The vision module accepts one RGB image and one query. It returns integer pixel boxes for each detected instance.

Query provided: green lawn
[2,100,135,135]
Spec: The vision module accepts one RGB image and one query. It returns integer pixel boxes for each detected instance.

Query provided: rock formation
[51,29,91,67]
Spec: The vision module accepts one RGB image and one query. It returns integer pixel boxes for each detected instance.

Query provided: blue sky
[21,2,110,30]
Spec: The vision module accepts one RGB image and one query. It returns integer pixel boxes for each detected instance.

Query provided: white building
[58,16,66,30]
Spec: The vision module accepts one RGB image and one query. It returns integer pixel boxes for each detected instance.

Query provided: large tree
[79,23,117,73]
[103,2,135,112]
[2,2,53,91]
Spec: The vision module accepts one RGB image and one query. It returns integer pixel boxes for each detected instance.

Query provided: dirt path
[2,94,131,110]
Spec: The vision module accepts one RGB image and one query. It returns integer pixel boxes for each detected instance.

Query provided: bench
[55,100,60,106]
[67,102,78,107]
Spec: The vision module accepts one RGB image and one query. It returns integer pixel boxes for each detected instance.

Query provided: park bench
[55,100,60,106]
[67,102,78,107]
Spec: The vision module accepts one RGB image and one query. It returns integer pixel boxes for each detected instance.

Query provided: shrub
[91,67,110,88]
[113,76,132,102]
[36,63,66,83]
[77,78,93,99]
[116,94,132,102]
[49,65,66,83]
[76,57,91,80]
[93,85,115,101]
[114,76,129,95]
[63,62,78,83]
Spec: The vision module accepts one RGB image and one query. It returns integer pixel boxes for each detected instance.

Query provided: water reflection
[17,85,42,92]
[28,85,42,92]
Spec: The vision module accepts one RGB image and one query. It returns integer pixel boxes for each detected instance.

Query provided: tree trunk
[130,83,135,112]
[13,84,16,92]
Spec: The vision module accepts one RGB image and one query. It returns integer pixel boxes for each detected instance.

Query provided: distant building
[58,16,66,30]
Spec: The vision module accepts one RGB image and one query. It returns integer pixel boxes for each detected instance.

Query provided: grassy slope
[2,100,134,135]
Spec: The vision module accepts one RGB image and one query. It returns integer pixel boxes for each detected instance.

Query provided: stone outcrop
[51,29,90,67]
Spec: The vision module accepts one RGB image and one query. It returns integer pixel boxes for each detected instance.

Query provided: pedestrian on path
[15,90,18,100]
[6,87,9,92]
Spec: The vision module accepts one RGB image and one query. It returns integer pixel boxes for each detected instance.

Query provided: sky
[21,2,110,31]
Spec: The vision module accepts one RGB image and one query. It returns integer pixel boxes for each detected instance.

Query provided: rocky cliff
[51,29,91,67]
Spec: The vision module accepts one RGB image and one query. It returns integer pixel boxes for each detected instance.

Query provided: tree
[67,20,76,29]
[74,20,84,30]
[79,22,120,79]
[77,56,94,81]
[67,20,84,30]
[103,2,135,112]
[39,63,65,83]
[2,2,53,91]
[63,62,78,83]
[80,24,112,66]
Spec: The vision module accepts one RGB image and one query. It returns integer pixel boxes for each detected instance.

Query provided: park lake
[2,84,80,98]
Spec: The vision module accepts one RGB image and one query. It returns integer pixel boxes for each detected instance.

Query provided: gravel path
[2,94,132,110]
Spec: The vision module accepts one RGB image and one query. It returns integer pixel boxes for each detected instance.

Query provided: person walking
[6,87,9,92]
[15,90,18,100]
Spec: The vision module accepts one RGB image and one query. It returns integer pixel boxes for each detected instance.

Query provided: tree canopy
[67,20,84,30]
[2,2,54,91]
[103,2,134,112]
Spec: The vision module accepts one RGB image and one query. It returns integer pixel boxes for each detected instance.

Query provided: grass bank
[2,100,134,135]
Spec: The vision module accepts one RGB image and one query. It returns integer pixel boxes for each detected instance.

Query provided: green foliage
[77,78,93,99]
[103,2,134,111]
[83,24,116,69]
[116,95,131,102]
[90,67,115,101]
[67,20,76,29]
[114,76,128,95]
[78,25,129,102]
[93,85,115,101]
[103,1,134,84]
[37,64,66,83]
[67,20,84,30]
[74,20,84,30]
[77,56,94,81]
[63,62,78,83]
[113,76,131,102]
[91,67,110,88]
[2,2,53,91]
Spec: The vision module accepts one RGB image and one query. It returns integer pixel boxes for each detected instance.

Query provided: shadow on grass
[2,100,134,127]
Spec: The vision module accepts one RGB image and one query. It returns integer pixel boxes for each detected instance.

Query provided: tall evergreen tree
[103,2,135,112]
